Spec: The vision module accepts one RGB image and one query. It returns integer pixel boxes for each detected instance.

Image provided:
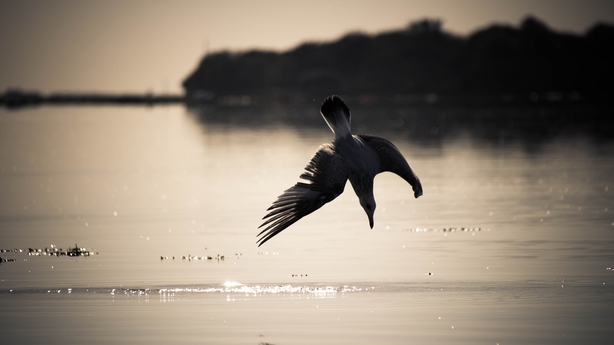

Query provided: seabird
[257,95,423,246]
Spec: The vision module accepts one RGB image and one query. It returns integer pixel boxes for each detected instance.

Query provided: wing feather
[257,144,349,246]
[357,134,423,198]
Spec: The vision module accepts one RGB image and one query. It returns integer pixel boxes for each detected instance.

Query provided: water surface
[1,105,613,344]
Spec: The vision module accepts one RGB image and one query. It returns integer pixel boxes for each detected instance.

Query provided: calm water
[1,105,613,344]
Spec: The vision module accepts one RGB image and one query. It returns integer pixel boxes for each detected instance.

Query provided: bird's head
[359,194,376,229]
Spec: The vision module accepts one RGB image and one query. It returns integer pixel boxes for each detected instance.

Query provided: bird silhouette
[257,95,422,246]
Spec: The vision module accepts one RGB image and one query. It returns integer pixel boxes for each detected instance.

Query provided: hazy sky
[1,0,613,94]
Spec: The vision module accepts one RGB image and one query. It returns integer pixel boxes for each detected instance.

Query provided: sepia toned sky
[1,0,613,94]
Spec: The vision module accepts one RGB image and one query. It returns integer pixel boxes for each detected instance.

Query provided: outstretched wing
[358,134,423,198]
[257,144,349,246]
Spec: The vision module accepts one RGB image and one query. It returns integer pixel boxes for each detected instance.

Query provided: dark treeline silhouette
[183,16,614,104]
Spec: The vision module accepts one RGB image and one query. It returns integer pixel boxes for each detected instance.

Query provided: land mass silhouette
[183,16,614,103]
[3,16,613,109]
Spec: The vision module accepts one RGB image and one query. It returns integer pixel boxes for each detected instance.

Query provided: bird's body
[257,96,422,246]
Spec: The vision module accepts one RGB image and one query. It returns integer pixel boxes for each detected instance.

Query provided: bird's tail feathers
[320,95,351,138]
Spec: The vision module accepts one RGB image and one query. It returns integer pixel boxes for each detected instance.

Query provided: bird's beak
[368,214,374,229]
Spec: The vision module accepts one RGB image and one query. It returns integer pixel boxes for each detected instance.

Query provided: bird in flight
[257,95,422,246]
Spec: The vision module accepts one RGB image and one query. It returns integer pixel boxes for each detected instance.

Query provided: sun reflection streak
[223,281,243,288]
[4,283,367,297]
[153,282,364,301]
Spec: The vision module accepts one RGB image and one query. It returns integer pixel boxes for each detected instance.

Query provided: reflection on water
[0,104,613,344]
[189,102,614,148]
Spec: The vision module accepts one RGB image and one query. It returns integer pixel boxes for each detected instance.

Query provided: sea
[1,102,613,344]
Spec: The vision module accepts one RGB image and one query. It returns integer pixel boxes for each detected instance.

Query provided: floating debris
[65,244,96,257]
[0,249,23,253]
[406,227,483,233]
[1,244,97,257]
[163,254,225,261]
[0,257,16,263]
[290,274,308,277]
[607,267,613,271]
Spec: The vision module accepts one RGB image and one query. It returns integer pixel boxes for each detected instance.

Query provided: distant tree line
[182,17,614,99]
